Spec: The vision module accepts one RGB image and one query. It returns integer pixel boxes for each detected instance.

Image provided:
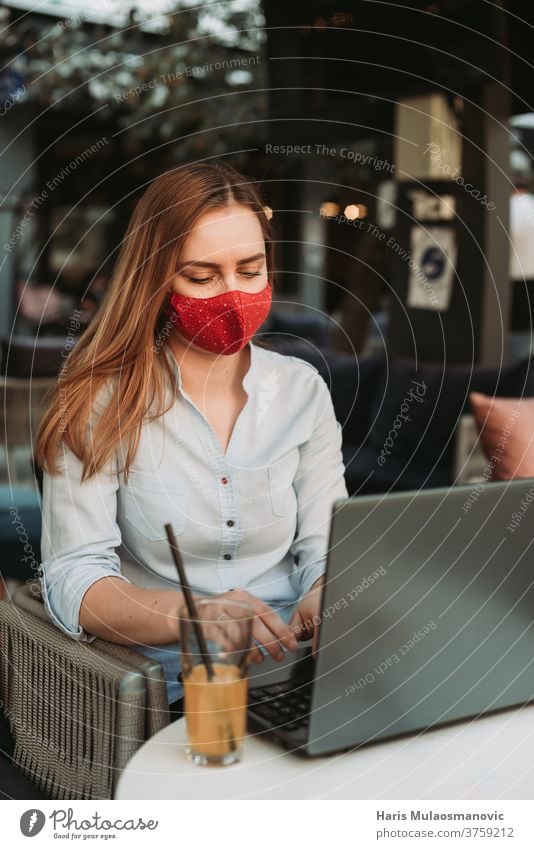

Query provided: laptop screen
[308,480,534,755]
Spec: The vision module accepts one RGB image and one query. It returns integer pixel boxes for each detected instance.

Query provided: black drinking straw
[165,523,214,681]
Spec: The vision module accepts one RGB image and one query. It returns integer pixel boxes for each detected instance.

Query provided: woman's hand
[214,588,299,663]
[288,575,325,654]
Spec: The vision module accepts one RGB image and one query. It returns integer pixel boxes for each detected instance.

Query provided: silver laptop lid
[307,479,534,756]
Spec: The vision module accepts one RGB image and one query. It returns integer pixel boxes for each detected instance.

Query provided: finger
[201,619,235,651]
[250,637,268,664]
[289,610,306,642]
[289,609,315,643]
[251,618,285,661]
[256,604,299,651]
[248,646,264,664]
[227,591,299,652]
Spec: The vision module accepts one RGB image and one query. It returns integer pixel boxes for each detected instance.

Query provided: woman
[35,161,348,713]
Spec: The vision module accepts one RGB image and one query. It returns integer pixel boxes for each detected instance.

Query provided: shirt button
[220,477,228,485]
[223,554,232,561]
[226,519,235,527]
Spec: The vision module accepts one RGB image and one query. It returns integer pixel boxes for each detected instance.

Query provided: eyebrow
[178,252,266,270]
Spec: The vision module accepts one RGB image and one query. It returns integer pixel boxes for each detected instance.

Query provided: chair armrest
[1,583,170,800]
[12,582,170,738]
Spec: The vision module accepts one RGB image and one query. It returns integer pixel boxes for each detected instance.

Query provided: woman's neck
[167,331,251,396]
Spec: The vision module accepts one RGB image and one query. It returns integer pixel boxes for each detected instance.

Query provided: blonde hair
[35,161,275,481]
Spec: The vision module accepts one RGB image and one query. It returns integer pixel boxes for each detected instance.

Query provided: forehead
[181,205,264,262]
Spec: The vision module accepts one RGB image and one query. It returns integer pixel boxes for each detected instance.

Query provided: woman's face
[170,204,268,299]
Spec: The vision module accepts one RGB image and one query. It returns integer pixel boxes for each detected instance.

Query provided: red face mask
[166,281,272,355]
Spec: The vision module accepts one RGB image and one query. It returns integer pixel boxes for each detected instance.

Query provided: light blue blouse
[39,342,348,702]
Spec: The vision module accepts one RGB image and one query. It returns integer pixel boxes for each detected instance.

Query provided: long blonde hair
[35,161,275,481]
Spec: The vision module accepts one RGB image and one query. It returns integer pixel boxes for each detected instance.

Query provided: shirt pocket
[268,447,300,517]
[123,472,186,541]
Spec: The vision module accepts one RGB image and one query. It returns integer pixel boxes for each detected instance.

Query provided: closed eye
[184,270,263,284]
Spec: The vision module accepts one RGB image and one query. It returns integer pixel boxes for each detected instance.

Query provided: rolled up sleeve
[289,375,348,598]
[40,439,130,642]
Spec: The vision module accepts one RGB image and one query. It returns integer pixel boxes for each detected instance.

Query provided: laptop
[247,478,534,756]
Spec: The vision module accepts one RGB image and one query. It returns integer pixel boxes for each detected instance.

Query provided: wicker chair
[0,582,171,800]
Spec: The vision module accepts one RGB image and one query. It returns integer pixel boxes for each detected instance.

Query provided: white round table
[115,703,534,799]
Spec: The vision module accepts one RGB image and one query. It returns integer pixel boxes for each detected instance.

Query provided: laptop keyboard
[248,680,313,732]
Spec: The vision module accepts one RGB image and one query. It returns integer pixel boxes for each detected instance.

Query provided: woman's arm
[79,576,185,645]
[41,444,190,646]
[39,375,191,648]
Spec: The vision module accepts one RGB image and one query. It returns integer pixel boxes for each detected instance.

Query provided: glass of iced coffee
[179,598,254,766]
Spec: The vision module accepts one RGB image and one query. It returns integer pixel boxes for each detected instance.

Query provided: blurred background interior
[1,0,534,587]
